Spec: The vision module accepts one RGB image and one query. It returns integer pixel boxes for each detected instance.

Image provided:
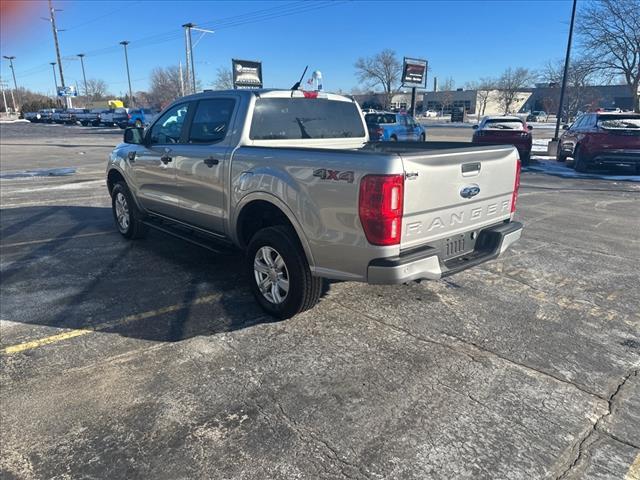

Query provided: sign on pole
[232,59,263,89]
[57,86,77,97]
[401,58,428,89]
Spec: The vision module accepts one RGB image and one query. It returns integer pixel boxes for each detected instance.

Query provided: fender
[232,191,316,269]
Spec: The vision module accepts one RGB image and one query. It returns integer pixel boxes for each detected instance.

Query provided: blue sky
[1,0,575,97]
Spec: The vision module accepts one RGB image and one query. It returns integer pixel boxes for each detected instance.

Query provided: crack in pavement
[555,370,640,480]
[330,299,609,402]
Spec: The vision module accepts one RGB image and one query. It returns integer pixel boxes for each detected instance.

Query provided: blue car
[365,112,426,142]
[124,108,160,129]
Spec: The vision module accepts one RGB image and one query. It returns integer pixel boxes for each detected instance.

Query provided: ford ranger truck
[106,89,523,318]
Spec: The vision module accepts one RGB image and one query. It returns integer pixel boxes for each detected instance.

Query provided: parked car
[422,110,438,118]
[24,111,40,122]
[365,112,426,142]
[125,108,160,128]
[526,111,548,122]
[39,109,56,123]
[76,109,105,126]
[66,108,88,124]
[107,89,522,318]
[100,108,129,127]
[557,112,640,172]
[472,116,533,164]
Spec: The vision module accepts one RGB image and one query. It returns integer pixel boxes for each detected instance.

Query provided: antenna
[291,65,308,91]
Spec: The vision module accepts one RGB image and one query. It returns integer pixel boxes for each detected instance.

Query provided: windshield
[597,116,640,129]
[483,119,524,130]
[250,98,365,140]
[365,113,396,124]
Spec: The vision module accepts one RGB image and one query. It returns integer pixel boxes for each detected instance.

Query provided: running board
[142,219,235,255]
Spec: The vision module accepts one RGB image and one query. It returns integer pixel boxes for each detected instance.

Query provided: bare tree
[496,67,535,114]
[578,0,640,112]
[148,66,184,108]
[441,77,455,91]
[354,49,402,108]
[214,67,234,90]
[540,57,599,116]
[466,77,496,116]
[85,79,108,100]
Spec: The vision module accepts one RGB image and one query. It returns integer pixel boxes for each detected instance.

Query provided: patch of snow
[524,159,640,182]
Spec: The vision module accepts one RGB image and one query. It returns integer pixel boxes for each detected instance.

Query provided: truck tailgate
[401,145,518,250]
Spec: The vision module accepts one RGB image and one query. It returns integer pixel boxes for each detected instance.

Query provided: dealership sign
[401,58,428,88]
[232,59,263,89]
[57,86,77,97]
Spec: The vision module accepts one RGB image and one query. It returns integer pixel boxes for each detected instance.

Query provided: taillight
[359,174,404,246]
[128,114,132,119]
[511,158,521,213]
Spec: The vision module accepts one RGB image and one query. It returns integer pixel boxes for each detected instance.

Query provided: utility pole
[49,62,58,105]
[77,53,88,98]
[3,56,19,112]
[46,0,69,107]
[119,41,134,107]
[183,23,193,94]
[1,80,8,114]
[182,22,214,94]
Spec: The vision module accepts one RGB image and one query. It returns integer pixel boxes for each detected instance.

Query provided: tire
[573,146,589,173]
[81,121,88,126]
[135,120,143,128]
[390,135,398,142]
[111,181,147,239]
[556,144,567,162]
[419,133,426,142]
[520,151,531,166]
[246,225,322,319]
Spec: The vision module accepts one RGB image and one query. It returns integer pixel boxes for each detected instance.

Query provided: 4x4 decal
[313,169,354,184]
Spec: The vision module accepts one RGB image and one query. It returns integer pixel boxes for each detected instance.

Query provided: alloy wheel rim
[115,192,130,231]
[253,246,289,305]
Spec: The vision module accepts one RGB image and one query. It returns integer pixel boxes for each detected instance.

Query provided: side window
[188,98,236,144]
[149,103,190,145]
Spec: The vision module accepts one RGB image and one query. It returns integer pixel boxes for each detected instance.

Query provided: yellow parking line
[1,231,115,248]
[626,452,640,480]
[1,293,221,355]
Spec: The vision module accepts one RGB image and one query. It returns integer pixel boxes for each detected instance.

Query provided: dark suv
[557,112,640,172]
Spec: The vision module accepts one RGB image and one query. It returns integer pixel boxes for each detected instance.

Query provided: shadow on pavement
[0,206,284,344]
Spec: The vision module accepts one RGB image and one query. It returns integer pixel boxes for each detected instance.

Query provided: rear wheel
[390,135,398,142]
[573,146,589,173]
[419,133,426,142]
[246,226,322,319]
[111,182,147,239]
[520,152,531,166]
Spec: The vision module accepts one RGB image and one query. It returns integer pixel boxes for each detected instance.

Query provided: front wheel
[573,146,589,173]
[246,226,322,319]
[419,133,426,142]
[111,182,147,239]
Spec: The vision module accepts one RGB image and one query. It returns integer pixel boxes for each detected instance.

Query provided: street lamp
[119,41,134,107]
[2,55,18,112]
[77,53,88,98]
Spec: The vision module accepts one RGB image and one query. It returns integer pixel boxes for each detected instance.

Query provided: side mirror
[472,125,479,130]
[527,125,533,131]
[562,124,569,130]
[124,127,144,144]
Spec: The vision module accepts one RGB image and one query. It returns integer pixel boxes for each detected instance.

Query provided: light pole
[119,41,134,107]
[3,56,19,112]
[554,0,577,140]
[77,53,88,98]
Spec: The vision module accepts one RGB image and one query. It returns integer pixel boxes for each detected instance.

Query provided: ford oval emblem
[460,184,481,199]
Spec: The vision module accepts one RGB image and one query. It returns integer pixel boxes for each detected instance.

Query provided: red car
[472,116,533,164]
[557,112,640,172]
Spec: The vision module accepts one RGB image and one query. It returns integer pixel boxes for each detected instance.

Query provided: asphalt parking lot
[1,122,639,479]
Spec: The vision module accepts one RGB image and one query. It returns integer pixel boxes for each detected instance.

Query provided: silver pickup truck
[107,89,523,318]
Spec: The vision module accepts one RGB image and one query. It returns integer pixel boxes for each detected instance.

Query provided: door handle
[204,157,219,167]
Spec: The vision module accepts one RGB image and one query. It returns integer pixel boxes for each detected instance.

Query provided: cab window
[188,98,236,144]
[149,103,190,144]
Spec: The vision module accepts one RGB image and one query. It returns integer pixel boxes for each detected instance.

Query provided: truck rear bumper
[367,221,523,284]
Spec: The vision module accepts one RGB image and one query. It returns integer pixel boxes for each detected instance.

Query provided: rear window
[365,113,396,124]
[597,115,640,129]
[483,119,524,130]
[250,98,365,140]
